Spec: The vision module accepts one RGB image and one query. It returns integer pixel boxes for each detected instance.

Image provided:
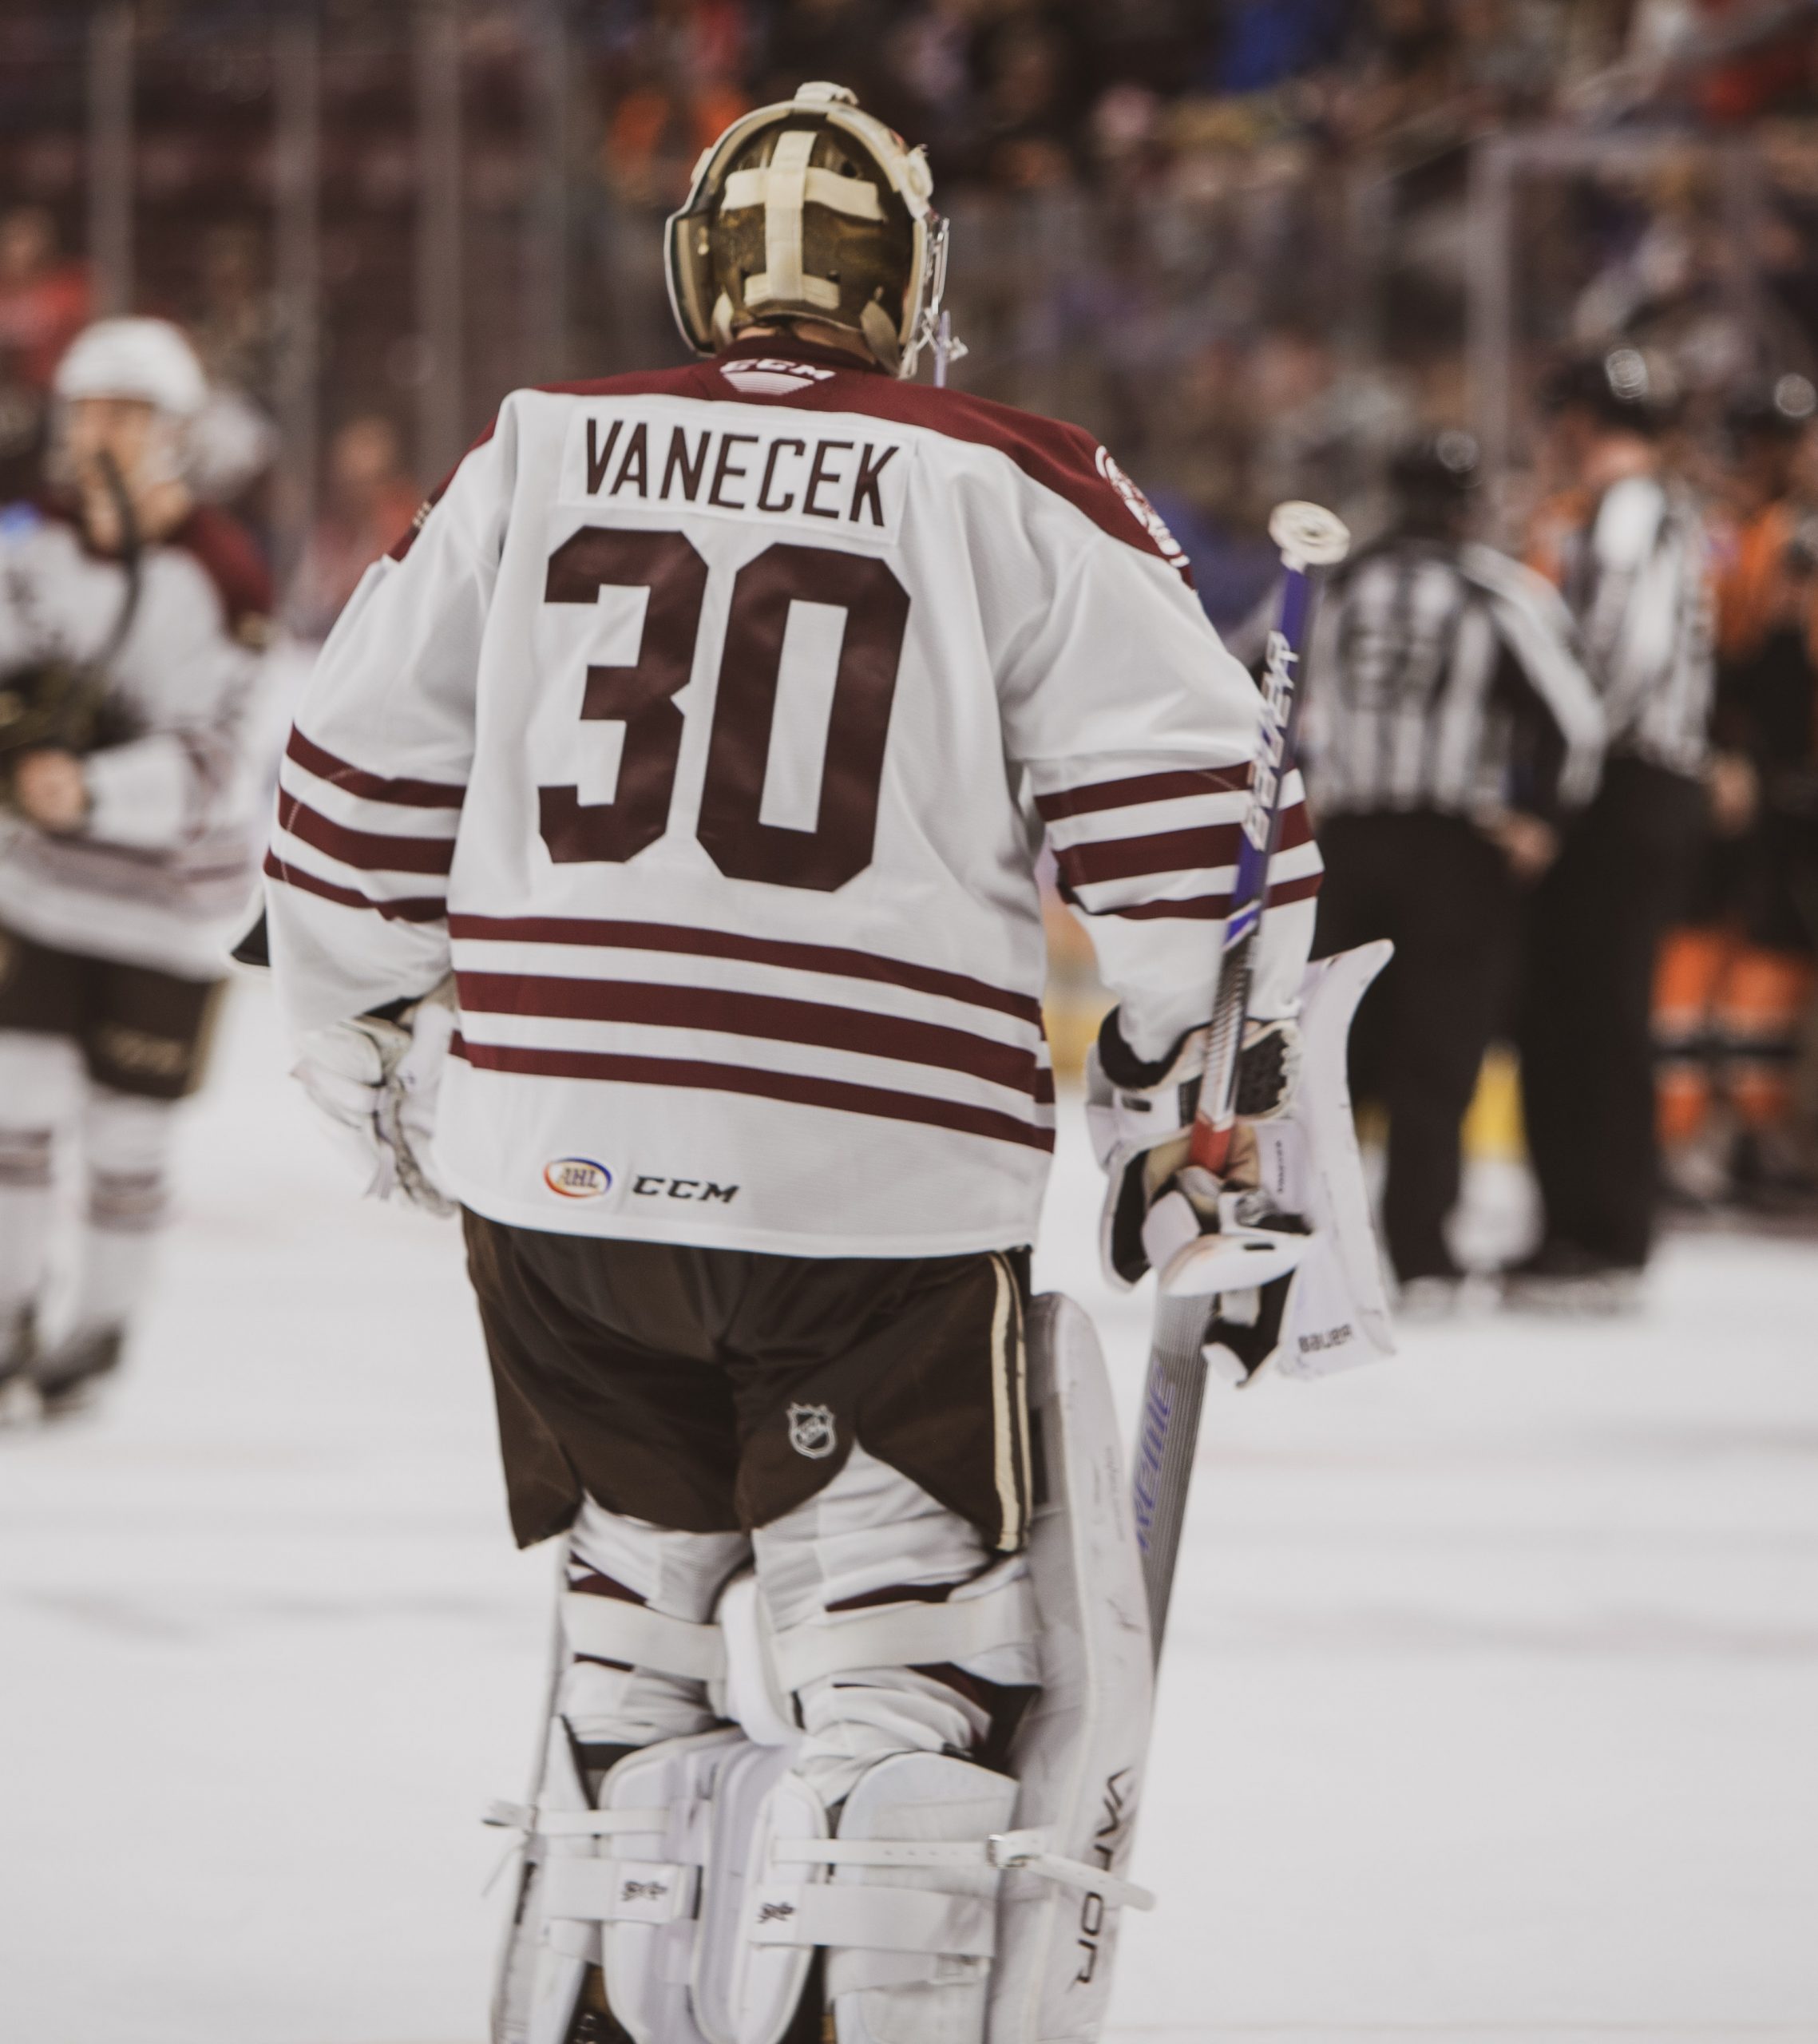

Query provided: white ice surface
[2,980,1816,2043]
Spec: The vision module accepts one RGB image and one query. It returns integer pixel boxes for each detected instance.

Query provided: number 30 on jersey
[537,528,909,893]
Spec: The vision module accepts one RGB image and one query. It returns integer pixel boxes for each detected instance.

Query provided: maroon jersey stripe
[262,850,447,922]
[1056,801,1313,888]
[456,971,1042,1096]
[277,790,457,874]
[450,1036,1056,1154]
[1095,869,1324,921]
[447,915,1044,1027]
[1056,822,1242,888]
[1033,766,1247,822]
[285,727,467,809]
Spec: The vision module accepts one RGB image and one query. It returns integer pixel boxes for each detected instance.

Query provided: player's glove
[293,980,457,1216]
[1085,1008,1308,1304]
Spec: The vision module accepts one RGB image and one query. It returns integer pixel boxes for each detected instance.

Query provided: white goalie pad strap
[485,1798,671,1839]
[543,1856,700,1927]
[747,1880,996,1958]
[769,1571,1037,1693]
[562,1590,728,1685]
[774,1830,1156,1911]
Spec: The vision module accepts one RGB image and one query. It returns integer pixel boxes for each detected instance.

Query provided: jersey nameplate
[562,403,913,544]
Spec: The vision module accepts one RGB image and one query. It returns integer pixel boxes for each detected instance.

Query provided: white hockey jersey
[265,336,1320,1257]
[0,498,274,979]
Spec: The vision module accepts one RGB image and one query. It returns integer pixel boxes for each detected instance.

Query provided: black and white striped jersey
[1555,474,1713,779]
[1302,538,1605,823]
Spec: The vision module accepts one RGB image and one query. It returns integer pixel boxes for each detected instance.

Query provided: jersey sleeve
[82,638,264,850]
[999,509,1320,1064]
[264,411,513,1036]
[1464,544,1606,816]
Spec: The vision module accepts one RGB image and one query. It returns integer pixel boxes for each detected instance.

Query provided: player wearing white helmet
[0,316,273,1413]
[264,84,1321,2044]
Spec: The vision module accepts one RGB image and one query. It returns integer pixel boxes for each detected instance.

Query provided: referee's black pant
[1516,757,1703,1270]
[1314,810,1519,1282]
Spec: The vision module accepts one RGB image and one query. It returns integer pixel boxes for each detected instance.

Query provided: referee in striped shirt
[1513,351,1713,1305]
[1305,434,1604,1307]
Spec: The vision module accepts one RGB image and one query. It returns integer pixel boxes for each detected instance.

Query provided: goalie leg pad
[992,1293,1154,2044]
[727,1752,1018,2044]
[503,1723,754,2044]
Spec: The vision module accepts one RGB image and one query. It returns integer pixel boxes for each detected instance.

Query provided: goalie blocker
[490,1293,1154,2044]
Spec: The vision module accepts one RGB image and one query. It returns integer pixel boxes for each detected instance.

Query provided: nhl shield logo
[786,1402,838,1460]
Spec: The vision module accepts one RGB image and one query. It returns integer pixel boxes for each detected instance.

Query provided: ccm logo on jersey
[568,409,913,541]
[632,1174,739,1203]
[544,1157,613,1199]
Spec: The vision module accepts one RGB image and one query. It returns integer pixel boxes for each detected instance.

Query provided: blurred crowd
[2,0,1818,1271]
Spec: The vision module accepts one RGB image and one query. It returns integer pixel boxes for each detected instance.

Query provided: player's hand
[14,749,89,832]
[1707,751,1757,837]
[292,984,457,1214]
[1085,1008,1301,1289]
[1485,809,1558,882]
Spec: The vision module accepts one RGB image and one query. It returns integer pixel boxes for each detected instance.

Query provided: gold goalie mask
[665,81,952,379]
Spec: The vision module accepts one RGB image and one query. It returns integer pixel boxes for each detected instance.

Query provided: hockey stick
[1131,500,1350,1658]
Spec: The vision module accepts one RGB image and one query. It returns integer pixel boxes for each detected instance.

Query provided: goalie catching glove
[293,978,456,1216]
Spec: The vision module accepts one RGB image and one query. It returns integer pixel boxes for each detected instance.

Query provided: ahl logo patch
[786,1402,838,1460]
[544,1157,612,1200]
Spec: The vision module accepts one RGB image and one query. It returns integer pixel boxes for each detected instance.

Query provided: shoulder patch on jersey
[1091,446,1191,582]
[168,504,275,637]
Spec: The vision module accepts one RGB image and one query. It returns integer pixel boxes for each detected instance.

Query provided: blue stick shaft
[1132,550,1330,1656]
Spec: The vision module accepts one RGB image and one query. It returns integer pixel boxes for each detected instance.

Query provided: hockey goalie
[264,85,1327,2044]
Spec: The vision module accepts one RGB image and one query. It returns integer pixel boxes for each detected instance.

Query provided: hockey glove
[293,979,457,1216]
[1085,1007,1305,1293]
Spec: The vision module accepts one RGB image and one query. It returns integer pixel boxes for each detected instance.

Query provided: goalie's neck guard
[664,80,955,382]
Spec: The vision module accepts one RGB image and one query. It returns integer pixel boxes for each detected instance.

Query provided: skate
[1500,1242,1642,1316]
[32,1324,125,1417]
[564,1963,634,2044]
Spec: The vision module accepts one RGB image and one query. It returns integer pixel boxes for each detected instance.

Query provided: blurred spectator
[0,205,90,392]
[0,206,89,497]
[1657,375,1818,1205]
[190,223,275,402]
[762,0,891,110]
[284,415,422,643]
[974,8,1088,189]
